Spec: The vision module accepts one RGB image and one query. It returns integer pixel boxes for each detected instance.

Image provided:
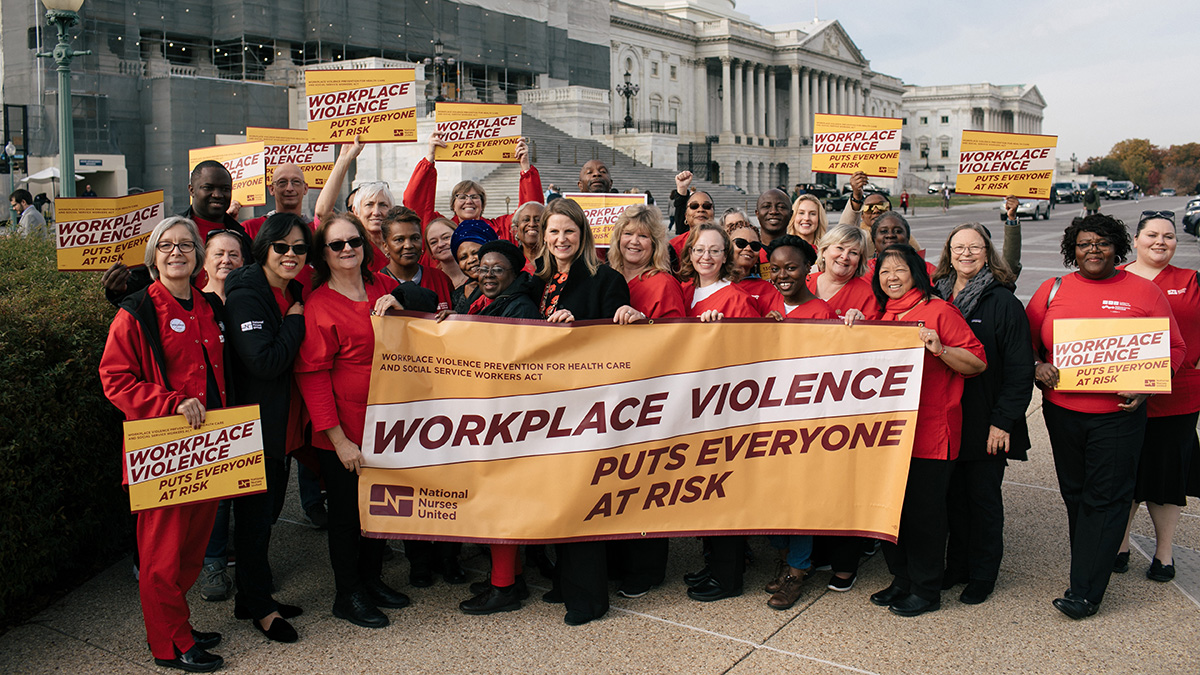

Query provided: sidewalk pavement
[2,390,1197,674]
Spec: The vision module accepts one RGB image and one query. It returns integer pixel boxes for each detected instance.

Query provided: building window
[670,65,677,80]
[625,57,633,73]
[651,104,660,119]
[940,115,949,124]
[920,116,928,125]
[651,62,659,77]
[902,118,907,125]
[940,142,950,158]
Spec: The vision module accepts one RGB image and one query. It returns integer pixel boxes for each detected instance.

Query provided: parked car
[1091,180,1111,198]
[1052,182,1077,203]
[1161,188,1176,197]
[926,182,955,195]
[1107,181,1135,200]
[1183,197,1200,236]
[1014,198,1049,220]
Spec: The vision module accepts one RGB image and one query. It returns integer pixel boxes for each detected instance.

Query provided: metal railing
[590,120,678,135]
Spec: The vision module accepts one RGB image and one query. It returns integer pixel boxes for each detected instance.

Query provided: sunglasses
[863,204,891,214]
[732,238,763,252]
[1139,210,1175,222]
[688,201,714,210]
[271,242,309,256]
[326,236,364,252]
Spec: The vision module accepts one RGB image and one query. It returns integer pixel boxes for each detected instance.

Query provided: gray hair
[145,216,205,281]
[872,210,911,237]
[512,200,545,224]
[718,207,752,231]
[352,181,395,213]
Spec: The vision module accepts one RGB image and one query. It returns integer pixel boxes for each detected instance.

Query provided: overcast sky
[734,0,1198,160]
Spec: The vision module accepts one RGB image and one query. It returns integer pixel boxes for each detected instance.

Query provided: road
[890,194,1200,303]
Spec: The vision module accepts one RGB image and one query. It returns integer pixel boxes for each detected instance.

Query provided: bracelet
[850,195,864,205]
[934,346,947,358]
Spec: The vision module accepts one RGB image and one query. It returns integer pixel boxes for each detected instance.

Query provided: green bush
[0,235,131,623]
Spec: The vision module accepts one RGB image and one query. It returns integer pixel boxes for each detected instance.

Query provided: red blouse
[627,270,686,319]
[683,281,761,318]
[806,273,880,319]
[736,277,779,316]
[294,272,399,449]
[765,293,838,319]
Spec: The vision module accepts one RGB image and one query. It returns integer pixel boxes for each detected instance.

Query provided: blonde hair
[536,198,599,280]
[788,194,828,245]
[145,216,205,281]
[816,224,869,277]
[607,204,672,277]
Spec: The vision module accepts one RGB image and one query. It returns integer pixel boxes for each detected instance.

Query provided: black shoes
[959,580,995,605]
[189,630,221,651]
[869,584,907,607]
[686,577,743,602]
[460,584,523,615]
[888,593,940,617]
[564,608,606,626]
[439,557,469,584]
[365,578,411,609]
[234,602,302,621]
[409,565,435,588]
[683,566,711,588]
[254,616,298,643]
[332,591,389,629]
[154,644,224,672]
[1053,593,1099,620]
[1113,551,1130,574]
[470,574,530,599]
[1147,558,1176,582]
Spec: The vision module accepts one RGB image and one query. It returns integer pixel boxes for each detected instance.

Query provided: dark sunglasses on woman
[271,242,309,255]
[326,237,364,252]
[732,238,763,252]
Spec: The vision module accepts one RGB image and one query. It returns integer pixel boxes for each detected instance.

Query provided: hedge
[0,235,132,624]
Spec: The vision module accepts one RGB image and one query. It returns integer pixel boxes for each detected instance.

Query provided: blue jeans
[768,534,813,569]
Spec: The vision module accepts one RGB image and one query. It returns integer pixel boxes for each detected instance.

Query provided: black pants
[1043,401,1145,605]
[705,536,745,591]
[405,540,461,574]
[883,457,954,602]
[945,459,1006,583]
[609,538,668,590]
[233,456,288,620]
[317,448,384,598]
[815,535,868,575]
[556,542,608,618]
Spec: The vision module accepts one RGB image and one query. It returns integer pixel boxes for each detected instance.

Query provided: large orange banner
[123,405,266,512]
[562,193,648,247]
[305,69,417,143]
[1052,318,1172,393]
[954,131,1058,199]
[358,316,924,544]
[811,114,902,177]
[54,190,164,271]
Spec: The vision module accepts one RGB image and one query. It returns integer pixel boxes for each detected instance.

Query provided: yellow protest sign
[954,131,1057,199]
[245,127,336,188]
[54,190,164,271]
[358,316,924,544]
[188,141,266,207]
[433,103,522,163]
[562,193,648,247]
[305,69,417,143]
[1052,318,1173,393]
[123,405,267,512]
[811,114,902,177]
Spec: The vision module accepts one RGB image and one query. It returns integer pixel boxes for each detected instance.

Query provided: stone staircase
[468,114,760,221]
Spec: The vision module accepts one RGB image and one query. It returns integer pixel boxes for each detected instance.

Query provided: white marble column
[852,82,860,116]
[744,64,754,137]
[732,60,744,136]
[795,66,807,139]
[720,57,732,135]
[694,58,708,137]
[767,67,777,139]
[756,65,767,138]
[817,72,826,114]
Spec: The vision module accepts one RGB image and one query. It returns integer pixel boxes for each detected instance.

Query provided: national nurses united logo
[369,484,414,517]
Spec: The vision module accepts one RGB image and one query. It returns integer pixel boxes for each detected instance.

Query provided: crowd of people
[94,136,1197,672]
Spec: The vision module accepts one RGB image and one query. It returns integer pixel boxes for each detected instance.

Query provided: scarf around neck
[935,266,993,319]
[880,286,927,320]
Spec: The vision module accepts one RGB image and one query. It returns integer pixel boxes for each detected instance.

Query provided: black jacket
[957,280,1034,461]
[532,261,630,320]
[478,272,543,320]
[223,264,306,460]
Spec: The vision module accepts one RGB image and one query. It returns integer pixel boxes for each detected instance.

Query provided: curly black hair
[765,233,817,268]
[1059,213,1132,267]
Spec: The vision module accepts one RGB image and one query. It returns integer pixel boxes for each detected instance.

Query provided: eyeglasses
[692,247,724,258]
[863,203,891,214]
[732,238,763,252]
[1139,210,1175,222]
[326,236,364,252]
[273,178,306,189]
[454,193,483,202]
[477,264,512,277]
[1075,240,1113,251]
[271,242,310,256]
[950,244,985,255]
[156,241,196,253]
[688,202,714,210]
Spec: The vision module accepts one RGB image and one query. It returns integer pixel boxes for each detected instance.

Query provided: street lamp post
[37,0,90,199]
[3,141,16,225]
[423,39,456,104]
[616,71,639,131]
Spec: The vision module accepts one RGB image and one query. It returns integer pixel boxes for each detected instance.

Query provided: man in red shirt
[242,163,310,240]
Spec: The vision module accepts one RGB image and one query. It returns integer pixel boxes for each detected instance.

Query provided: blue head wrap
[450,219,498,257]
